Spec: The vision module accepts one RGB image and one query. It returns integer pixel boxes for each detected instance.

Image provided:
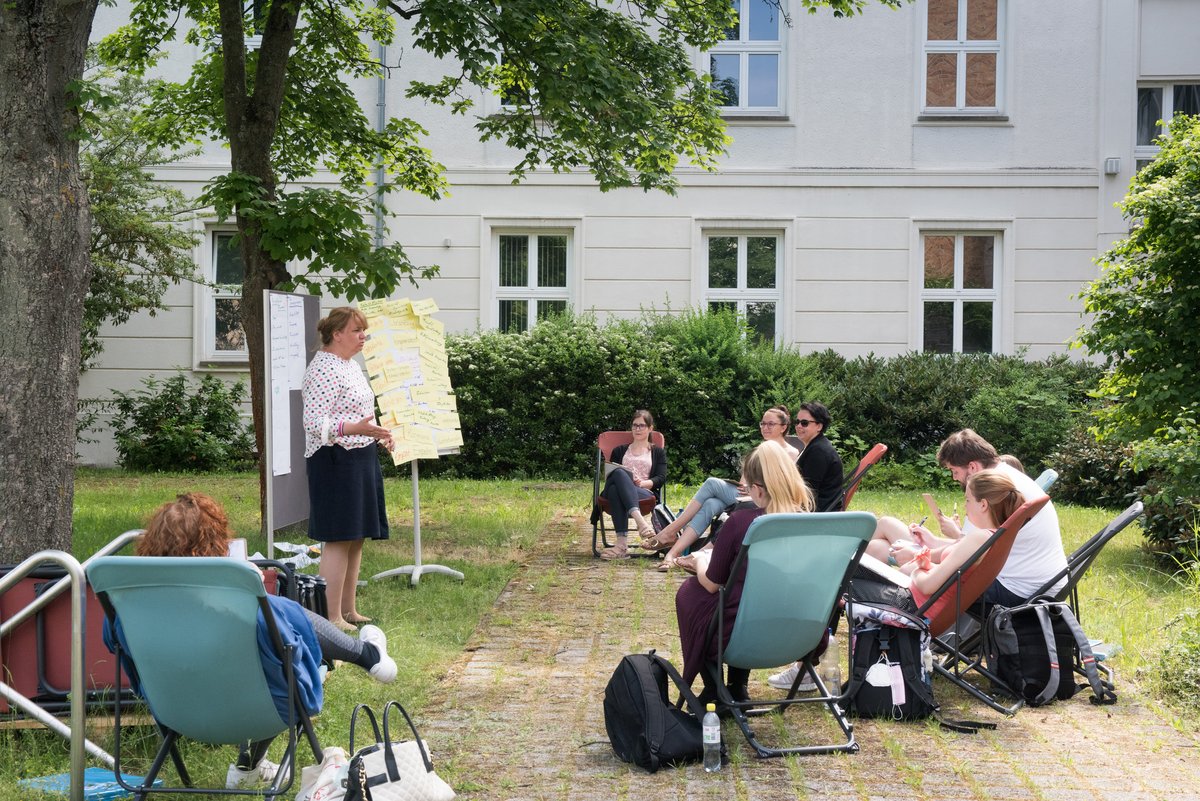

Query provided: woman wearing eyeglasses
[794,401,845,513]
[598,409,668,560]
[647,405,798,570]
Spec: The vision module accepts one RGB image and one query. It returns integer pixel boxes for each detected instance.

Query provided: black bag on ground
[984,597,1117,707]
[844,608,937,721]
[603,650,707,772]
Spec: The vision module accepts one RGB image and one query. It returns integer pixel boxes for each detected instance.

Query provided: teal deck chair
[86,556,322,800]
[706,511,877,758]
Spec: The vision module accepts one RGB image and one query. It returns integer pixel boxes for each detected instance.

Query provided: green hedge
[417,312,1100,486]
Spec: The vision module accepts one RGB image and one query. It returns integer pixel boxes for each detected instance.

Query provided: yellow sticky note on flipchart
[410,298,439,316]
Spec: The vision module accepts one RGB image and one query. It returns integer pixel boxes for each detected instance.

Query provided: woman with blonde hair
[674,440,814,705]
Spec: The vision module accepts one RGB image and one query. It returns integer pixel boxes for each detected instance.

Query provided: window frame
[1134,81,1200,170]
[481,219,581,333]
[194,228,250,368]
[918,0,1007,119]
[910,221,1012,354]
[695,222,788,346]
[706,0,787,117]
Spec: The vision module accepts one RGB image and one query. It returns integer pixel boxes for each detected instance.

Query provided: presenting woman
[302,306,393,630]
[598,409,667,560]
[674,440,814,705]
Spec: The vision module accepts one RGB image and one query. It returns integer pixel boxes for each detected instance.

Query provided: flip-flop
[675,555,698,575]
[600,546,630,560]
[655,558,675,573]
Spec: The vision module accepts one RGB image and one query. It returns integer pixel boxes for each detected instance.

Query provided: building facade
[78,0,1200,465]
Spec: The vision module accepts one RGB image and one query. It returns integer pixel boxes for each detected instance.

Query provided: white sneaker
[767,663,817,692]
[225,757,287,789]
[360,625,398,684]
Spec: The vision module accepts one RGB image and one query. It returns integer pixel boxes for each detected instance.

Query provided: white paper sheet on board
[270,294,291,475]
[287,295,306,390]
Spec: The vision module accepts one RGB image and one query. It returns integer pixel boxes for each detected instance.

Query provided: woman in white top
[301,307,394,630]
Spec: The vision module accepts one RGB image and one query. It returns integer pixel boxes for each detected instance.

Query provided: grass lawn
[2,471,1194,797]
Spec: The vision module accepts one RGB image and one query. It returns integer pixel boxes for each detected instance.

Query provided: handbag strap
[382,699,435,774]
[349,703,383,753]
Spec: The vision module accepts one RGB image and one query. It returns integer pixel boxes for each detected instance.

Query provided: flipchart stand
[371,458,464,587]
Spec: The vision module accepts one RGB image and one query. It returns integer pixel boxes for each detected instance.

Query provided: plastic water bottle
[821,629,842,692]
[702,702,721,772]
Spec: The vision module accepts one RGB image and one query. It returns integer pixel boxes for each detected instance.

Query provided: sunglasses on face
[795,419,817,428]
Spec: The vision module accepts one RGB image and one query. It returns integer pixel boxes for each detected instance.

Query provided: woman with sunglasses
[598,409,667,560]
[794,401,845,513]
[647,405,798,570]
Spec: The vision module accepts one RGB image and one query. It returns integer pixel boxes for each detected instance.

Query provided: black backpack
[844,607,938,721]
[603,650,708,772]
[984,597,1117,707]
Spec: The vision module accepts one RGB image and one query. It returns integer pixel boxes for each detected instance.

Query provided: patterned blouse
[621,448,653,484]
[301,351,377,458]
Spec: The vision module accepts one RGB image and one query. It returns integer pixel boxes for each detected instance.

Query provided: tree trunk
[0,1,99,563]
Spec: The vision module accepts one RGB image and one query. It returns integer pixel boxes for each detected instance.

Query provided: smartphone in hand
[921,493,942,519]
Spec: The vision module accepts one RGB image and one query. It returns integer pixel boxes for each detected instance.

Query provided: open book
[858,552,912,589]
[603,461,629,478]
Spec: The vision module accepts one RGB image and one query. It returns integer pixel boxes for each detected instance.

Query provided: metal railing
[0,531,142,801]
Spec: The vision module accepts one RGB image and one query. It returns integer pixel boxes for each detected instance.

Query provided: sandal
[600,545,630,560]
[640,530,679,551]
[675,555,698,575]
[655,557,676,573]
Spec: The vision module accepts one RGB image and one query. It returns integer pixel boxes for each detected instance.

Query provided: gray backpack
[984,597,1117,707]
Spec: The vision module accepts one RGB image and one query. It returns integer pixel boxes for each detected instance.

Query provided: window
[199,231,248,363]
[495,232,570,333]
[922,0,1004,116]
[704,233,780,344]
[919,232,998,353]
[1135,82,1200,170]
[707,0,784,115]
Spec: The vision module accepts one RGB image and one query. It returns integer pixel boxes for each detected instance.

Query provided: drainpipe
[374,41,388,250]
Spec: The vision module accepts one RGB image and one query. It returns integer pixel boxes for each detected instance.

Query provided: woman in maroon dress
[674,440,814,705]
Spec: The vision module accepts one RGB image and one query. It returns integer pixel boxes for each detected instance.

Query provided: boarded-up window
[924,0,1003,113]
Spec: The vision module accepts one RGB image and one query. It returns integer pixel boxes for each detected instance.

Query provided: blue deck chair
[86,556,322,800]
[705,511,877,758]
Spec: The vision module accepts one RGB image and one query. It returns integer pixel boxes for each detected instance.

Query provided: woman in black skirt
[302,307,393,630]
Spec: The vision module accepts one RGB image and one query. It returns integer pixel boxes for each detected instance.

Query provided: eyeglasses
[631,423,649,430]
[795,419,818,428]
[759,421,783,428]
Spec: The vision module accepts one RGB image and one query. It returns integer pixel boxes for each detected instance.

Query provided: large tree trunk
[217,0,299,532]
[0,1,99,562]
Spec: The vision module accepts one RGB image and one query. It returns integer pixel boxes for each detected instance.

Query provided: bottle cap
[706,702,716,712]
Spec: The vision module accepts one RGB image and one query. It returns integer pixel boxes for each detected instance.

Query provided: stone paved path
[421,511,1200,801]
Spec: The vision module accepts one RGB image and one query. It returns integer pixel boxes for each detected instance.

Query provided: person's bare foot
[330,617,357,632]
[345,612,372,624]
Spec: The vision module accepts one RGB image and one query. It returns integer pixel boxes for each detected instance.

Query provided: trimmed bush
[111,373,255,472]
[1047,420,1146,509]
[430,312,1098,488]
